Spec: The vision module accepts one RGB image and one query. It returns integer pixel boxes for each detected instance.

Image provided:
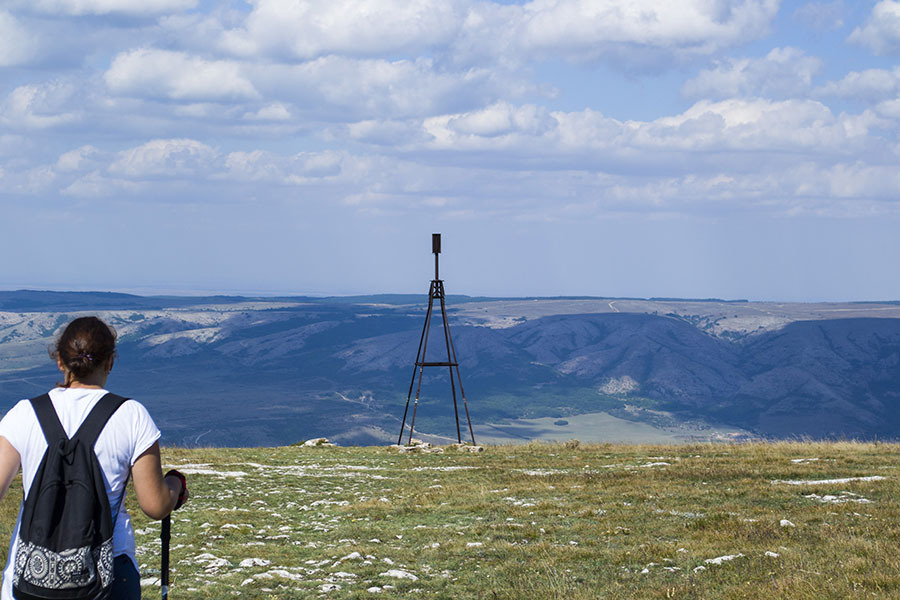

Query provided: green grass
[2,441,898,599]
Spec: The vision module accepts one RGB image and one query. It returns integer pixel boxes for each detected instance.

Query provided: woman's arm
[0,436,21,502]
[131,441,187,520]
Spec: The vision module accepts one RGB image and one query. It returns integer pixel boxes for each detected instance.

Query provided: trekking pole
[161,516,171,600]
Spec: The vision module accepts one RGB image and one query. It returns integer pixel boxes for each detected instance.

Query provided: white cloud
[57,145,103,172]
[510,0,780,64]
[218,0,779,69]
[222,150,344,183]
[244,103,292,121]
[220,0,466,60]
[849,0,900,55]
[1,82,80,129]
[18,0,197,17]
[105,49,259,102]
[0,163,57,195]
[682,47,823,99]
[37,140,900,217]
[102,140,350,186]
[0,11,37,66]
[786,162,900,210]
[418,99,883,160]
[587,163,900,217]
[109,139,219,177]
[624,99,883,155]
[816,67,900,102]
[447,102,556,137]
[221,150,282,182]
[875,98,900,119]
[97,50,512,124]
[61,171,144,198]
[258,56,500,119]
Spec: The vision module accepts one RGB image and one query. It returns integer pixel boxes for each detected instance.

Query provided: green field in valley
[1,441,898,599]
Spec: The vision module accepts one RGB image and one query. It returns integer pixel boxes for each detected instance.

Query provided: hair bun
[51,317,117,386]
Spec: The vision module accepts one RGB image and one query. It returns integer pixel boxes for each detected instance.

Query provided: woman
[0,316,188,599]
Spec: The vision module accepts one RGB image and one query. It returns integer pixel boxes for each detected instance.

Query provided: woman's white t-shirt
[0,388,160,600]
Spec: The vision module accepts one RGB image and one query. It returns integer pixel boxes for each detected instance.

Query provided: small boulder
[303,438,334,447]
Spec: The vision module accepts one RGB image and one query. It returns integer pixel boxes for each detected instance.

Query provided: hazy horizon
[1,284,898,305]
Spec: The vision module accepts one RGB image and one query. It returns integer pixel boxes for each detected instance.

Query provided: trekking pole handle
[165,469,188,510]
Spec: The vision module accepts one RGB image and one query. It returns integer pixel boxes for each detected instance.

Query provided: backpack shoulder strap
[30,393,67,444]
[73,392,130,446]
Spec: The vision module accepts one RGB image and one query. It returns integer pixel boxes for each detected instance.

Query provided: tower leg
[399,283,434,444]
[406,282,436,445]
[446,316,476,445]
[437,285,462,443]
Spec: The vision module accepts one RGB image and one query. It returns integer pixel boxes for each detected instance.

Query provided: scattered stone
[333,552,363,567]
[772,476,886,486]
[765,551,780,558]
[265,569,303,581]
[380,569,419,581]
[804,492,873,504]
[780,519,796,528]
[303,438,335,447]
[331,572,358,579]
[239,558,271,567]
[704,554,744,565]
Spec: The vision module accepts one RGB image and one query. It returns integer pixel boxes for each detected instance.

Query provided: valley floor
[1,441,897,599]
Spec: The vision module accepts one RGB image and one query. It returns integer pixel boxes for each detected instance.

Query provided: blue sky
[2,0,900,301]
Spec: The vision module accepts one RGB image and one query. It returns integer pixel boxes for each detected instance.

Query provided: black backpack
[13,393,128,600]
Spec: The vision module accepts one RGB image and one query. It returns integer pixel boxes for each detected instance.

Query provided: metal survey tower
[398,234,476,445]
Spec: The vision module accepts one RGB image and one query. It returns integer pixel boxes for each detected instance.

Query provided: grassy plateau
[1,441,898,599]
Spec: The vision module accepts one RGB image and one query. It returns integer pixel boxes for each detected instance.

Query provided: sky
[2,0,900,301]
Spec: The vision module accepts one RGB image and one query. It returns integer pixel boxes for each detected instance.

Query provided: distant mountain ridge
[1,290,899,446]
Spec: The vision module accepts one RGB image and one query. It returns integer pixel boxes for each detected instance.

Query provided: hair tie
[78,352,93,361]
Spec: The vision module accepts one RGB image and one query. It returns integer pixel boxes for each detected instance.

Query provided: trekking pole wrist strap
[165,469,187,510]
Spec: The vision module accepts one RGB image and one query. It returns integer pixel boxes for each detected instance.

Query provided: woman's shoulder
[0,398,39,448]
[0,398,37,423]
[107,397,160,435]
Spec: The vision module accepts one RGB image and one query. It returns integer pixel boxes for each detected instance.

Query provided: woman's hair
[50,316,117,387]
